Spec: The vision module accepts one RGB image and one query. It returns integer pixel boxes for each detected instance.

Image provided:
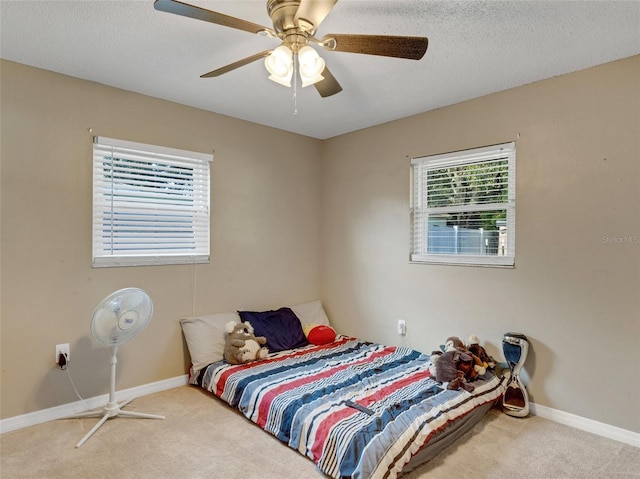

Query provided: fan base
[72,397,164,448]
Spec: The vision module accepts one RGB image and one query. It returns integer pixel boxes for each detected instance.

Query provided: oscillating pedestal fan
[73,288,164,448]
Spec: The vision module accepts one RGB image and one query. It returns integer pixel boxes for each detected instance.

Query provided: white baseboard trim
[0,375,188,434]
[2,377,638,448]
[530,402,640,447]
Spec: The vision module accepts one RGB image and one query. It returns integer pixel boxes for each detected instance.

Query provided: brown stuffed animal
[467,335,497,370]
[445,336,486,377]
[223,321,268,365]
[434,349,476,392]
[444,336,466,351]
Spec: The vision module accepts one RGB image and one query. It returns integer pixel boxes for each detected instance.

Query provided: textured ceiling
[1,1,639,139]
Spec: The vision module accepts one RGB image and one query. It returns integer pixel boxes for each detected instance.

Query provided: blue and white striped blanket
[195,336,504,479]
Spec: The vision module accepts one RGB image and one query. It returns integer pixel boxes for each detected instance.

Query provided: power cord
[61,357,139,413]
[63,357,92,411]
[400,327,412,350]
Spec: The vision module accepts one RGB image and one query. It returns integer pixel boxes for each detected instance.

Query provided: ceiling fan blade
[154,0,275,36]
[314,66,342,98]
[200,51,272,78]
[322,34,428,60]
[294,0,339,33]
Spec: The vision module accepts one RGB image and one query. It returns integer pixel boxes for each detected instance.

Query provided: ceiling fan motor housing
[267,0,314,52]
[267,0,304,33]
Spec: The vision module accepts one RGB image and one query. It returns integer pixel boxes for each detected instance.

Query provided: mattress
[193,335,505,479]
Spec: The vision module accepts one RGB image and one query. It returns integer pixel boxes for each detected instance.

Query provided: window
[92,136,212,267]
[411,142,515,267]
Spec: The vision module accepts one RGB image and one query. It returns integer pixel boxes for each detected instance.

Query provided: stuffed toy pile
[467,334,497,369]
[429,335,496,392]
[223,320,269,365]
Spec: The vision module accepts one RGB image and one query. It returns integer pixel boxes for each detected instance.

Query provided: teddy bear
[434,349,476,392]
[444,336,487,376]
[430,335,493,390]
[223,320,269,365]
[429,337,465,377]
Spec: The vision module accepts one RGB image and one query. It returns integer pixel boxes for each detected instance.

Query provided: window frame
[410,142,516,267]
[92,136,212,268]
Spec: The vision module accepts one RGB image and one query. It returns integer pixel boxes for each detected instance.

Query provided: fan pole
[73,345,165,448]
[107,344,118,408]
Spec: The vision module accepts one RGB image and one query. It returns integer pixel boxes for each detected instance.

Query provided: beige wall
[0,60,322,419]
[2,56,639,434]
[319,55,640,433]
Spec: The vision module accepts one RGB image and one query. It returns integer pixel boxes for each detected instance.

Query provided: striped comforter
[195,336,505,479]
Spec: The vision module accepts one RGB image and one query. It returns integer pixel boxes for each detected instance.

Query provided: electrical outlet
[55,343,70,368]
[397,319,406,336]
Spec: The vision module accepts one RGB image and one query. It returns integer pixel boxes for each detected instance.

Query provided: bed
[180,301,505,479]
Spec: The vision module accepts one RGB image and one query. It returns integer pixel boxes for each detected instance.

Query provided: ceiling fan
[154,0,429,98]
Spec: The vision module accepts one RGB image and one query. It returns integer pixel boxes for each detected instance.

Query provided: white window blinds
[92,136,212,267]
[411,142,516,267]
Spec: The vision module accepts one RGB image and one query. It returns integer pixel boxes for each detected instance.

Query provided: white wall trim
[2,377,638,448]
[530,402,640,447]
[0,375,188,434]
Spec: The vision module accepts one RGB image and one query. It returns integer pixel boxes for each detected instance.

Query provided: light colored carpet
[1,386,638,479]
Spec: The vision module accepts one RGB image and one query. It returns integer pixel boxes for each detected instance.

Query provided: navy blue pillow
[238,307,309,353]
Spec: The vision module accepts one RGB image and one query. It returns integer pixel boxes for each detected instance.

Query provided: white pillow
[180,312,240,374]
[289,300,330,327]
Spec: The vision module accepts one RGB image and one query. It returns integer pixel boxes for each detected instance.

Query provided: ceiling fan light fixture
[268,70,293,87]
[298,45,325,87]
[265,45,293,86]
[300,71,325,88]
